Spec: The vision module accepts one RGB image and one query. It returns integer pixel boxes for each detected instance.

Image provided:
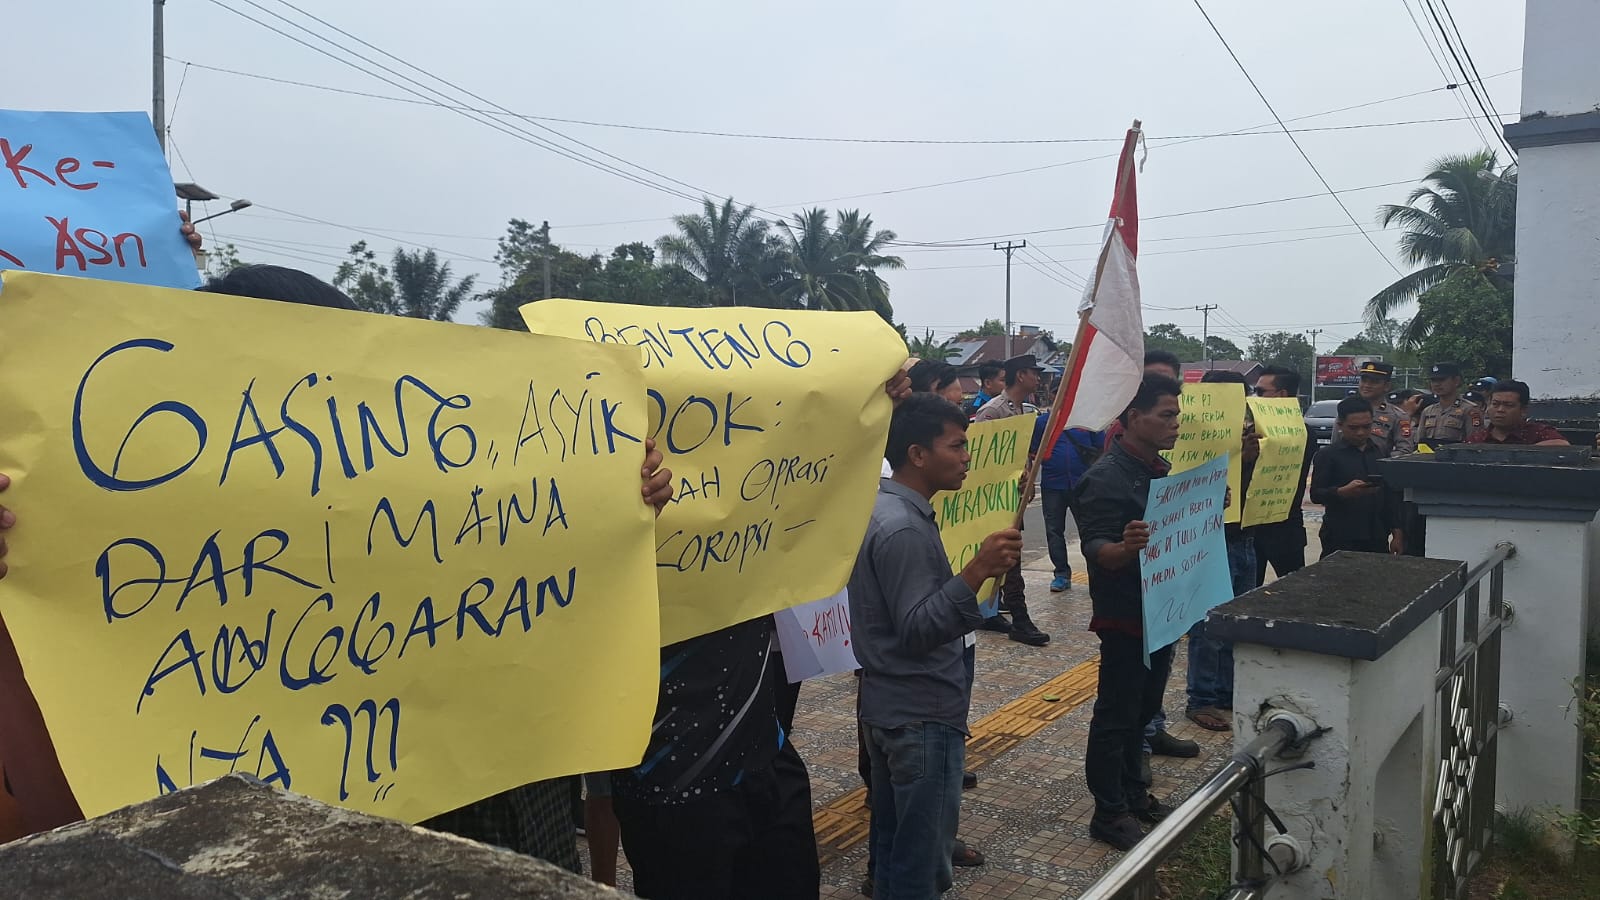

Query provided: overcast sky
[12,0,1525,350]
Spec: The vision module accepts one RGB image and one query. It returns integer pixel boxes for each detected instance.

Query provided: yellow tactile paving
[813,654,1103,861]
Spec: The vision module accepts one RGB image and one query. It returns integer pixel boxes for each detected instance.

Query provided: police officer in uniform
[1418,362,1484,447]
[1406,363,1484,557]
[1354,361,1412,456]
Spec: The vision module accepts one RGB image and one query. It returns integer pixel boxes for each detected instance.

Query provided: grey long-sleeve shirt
[849,478,984,734]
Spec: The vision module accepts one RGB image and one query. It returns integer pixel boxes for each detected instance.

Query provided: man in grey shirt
[850,394,1022,899]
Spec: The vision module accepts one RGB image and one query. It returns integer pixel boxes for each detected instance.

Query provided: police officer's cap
[1473,376,1498,390]
[1429,362,1462,379]
[1357,361,1395,379]
[1002,354,1043,375]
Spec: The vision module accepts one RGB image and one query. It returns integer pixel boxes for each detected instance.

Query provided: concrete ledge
[1207,553,1465,660]
[1381,446,1600,520]
[1505,110,1600,150]
[0,775,615,899]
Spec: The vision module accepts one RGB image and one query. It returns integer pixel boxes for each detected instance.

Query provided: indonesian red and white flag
[1041,124,1146,453]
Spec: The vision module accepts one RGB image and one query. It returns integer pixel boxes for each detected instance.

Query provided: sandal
[952,838,986,867]
[1186,707,1232,732]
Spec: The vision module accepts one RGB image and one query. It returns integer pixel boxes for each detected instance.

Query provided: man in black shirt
[1309,397,1403,557]
[1072,373,1183,851]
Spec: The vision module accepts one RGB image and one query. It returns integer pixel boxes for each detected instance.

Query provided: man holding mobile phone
[1308,397,1404,557]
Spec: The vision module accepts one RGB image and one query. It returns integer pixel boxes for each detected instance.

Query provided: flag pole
[1009,118,1141,533]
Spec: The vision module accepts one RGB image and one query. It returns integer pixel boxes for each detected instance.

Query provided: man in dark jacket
[1072,373,1183,850]
[1309,397,1404,557]
[1031,420,1104,593]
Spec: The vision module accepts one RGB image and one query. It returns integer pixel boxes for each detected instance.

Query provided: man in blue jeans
[1031,421,1104,592]
[850,394,1022,898]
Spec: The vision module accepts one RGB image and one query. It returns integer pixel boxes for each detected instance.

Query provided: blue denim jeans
[864,721,966,900]
[1186,534,1257,711]
[1041,488,1074,579]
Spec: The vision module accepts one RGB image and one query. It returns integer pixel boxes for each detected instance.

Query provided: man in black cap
[1354,361,1412,456]
[1418,363,1483,447]
[972,355,1050,646]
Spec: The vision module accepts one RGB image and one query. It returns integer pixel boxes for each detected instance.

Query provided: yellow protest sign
[0,272,661,823]
[1241,397,1310,528]
[1164,383,1246,524]
[520,300,905,645]
[933,417,1036,602]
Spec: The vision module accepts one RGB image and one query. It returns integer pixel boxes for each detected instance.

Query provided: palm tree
[390,248,477,321]
[907,328,959,361]
[834,209,904,318]
[772,208,905,315]
[1366,151,1516,341]
[657,198,777,306]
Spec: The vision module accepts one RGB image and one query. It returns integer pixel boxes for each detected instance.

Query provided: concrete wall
[1512,145,1600,399]
[1521,0,1600,116]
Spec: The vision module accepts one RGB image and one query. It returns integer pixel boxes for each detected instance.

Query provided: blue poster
[1139,453,1233,664]
[0,110,199,289]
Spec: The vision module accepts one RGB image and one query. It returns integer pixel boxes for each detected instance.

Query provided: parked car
[1304,399,1340,446]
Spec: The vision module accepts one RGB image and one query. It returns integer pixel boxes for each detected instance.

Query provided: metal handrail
[1076,718,1299,900]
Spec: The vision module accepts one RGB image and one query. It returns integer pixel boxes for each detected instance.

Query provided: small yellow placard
[933,417,1036,601]
[1241,397,1311,528]
[1164,383,1247,524]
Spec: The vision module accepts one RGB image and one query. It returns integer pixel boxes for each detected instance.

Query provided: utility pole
[153,0,166,155]
[540,220,552,299]
[1305,328,1323,401]
[1194,304,1219,368]
[992,241,1026,357]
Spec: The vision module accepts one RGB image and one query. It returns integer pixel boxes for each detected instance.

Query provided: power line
[1420,0,1516,159]
[202,0,708,205]
[255,0,728,202]
[1190,0,1403,277]
[1397,0,1496,150]
[170,54,1519,147]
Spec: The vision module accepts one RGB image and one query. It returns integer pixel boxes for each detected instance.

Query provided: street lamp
[191,198,253,226]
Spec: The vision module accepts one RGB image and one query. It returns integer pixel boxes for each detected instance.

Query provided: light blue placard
[0,110,199,289]
[1139,453,1233,665]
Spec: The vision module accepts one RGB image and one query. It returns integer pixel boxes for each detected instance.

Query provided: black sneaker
[860,876,874,897]
[1089,813,1145,851]
[1147,729,1200,758]
[1009,623,1051,646]
[1132,795,1174,825]
[1139,751,1153,787]
[963,770,978,790]
[979,614,1013,633]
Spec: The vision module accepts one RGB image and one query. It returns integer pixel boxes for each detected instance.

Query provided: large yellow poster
[1164,383,1246,524]
[1241,397,1310,528]
[933,417,1035,602]
[0,272,661,822]
[521,300,905,645]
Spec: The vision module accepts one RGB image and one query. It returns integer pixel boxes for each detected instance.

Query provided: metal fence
[1432,541,1514,899]
[1076,714,1312,900]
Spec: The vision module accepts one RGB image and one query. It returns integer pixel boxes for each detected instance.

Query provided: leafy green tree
[907,328,958,361]
[1144,323,1204,361]
[1367,151,1516,342]
[200,242,248,282]
[1412,271,1514,378]
[1248,331,1316,379]
[957,319,1007,338]
[332,241,396,314]
[769,208,904,319]
[1333,318,1419,368]
[832,209,904,319]
[1204,335,1244,361]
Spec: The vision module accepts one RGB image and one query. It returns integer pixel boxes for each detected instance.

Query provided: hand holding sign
[961,528,1023,589]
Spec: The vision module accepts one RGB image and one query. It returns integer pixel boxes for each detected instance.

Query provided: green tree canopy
[957,319,1007,338]
[907,328,958,361]
[1144,323,1203,362]
[1412,271,1514,378]
[1248,331,1316,378]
